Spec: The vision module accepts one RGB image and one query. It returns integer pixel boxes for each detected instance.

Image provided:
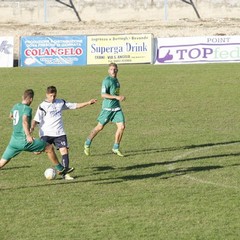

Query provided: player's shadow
[1,165,31,170]
[91,166,116,176]
[93,140,240,157]
[90,165,224,184]
[89,140,240,184]
[90,150,240,179]
[0,178,82,191]
[123,140,240,157]
[120,152,240,171]
[93,161,240,184]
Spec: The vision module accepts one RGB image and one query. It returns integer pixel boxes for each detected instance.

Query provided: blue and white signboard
[154,36,240,64]
[20,35,87,67]
[0,36,14,67]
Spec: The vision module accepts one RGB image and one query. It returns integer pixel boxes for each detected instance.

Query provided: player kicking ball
[31,86,97,180]
[0,89,68,176]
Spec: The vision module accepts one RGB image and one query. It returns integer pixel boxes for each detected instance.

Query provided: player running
[84,62,126,157]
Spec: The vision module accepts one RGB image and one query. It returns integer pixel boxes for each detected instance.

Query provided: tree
[56,0,81,22]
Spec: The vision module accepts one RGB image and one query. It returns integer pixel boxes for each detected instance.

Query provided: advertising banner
[154,36,240,64]
[87,34,153,65]
[19,35,87,67]
[0,37,14,67]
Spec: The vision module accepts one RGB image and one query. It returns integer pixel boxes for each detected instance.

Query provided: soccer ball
[44,168,56,180]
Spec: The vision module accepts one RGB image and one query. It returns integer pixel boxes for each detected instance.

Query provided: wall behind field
[0,0,239,24]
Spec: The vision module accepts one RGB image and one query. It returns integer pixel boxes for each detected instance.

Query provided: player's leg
[59,147,69,167]
[27,138,65,174]
[114,122,125,145]
[86,122,105,144]
[84,122,105,156]
[44,143,65,174]
[52,135,73,170]
[0,143,21,169]
[112,111,125,157]
[58,147,74,180]
[112,122,125,157]
[84,110,111,156]
[52,135,74,180]
[0,159,10,169]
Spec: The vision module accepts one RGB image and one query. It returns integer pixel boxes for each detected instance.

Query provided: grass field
[0,63,240,240]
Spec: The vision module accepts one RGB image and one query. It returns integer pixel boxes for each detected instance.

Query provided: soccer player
[0,89,67,176]
[31,86,97,180]
[84,62,126,157]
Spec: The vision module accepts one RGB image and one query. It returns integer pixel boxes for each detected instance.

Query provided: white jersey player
[31,86,97,180]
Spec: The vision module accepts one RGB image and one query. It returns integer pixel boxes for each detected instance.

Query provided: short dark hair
[109,62,118,68]
[23,89,34,99]
[46,86,57,94]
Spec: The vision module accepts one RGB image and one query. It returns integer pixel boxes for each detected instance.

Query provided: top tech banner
[154,36,240,64]
[87,34,153,65]
[19,35,87,67]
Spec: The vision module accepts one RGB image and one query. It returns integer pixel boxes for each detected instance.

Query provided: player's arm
[101,81,125,101]
[30,106,42,133]
[75,99,97,109]
[101,93,125,102]
[23,115,34,143]
[30,119,39,133]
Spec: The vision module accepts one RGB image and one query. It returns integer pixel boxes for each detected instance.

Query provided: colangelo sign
[20,35,87,67]
[154,36,240,64]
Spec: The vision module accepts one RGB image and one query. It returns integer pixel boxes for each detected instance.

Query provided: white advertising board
[154,36,240,64]
[0,37,14,67]
[87,34,153,65]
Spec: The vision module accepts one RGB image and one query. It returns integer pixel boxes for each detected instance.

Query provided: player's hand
[33,151,41,155]
[89,99,97,105]
[26,135,34,143]
[117,96,126,102]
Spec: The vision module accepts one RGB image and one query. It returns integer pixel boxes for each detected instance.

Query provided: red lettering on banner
[24,48,83,56]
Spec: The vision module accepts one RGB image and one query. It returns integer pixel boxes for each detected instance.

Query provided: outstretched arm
[76,99,97,109]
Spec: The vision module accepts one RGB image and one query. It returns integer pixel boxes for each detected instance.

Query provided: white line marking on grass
[168,143,240,190]
[183,175,239,190]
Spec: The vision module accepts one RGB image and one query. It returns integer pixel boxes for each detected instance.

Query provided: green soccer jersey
[101,76,121,109]
[11,103,32,139]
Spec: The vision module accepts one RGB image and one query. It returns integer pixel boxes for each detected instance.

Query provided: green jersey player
[84,62,126,157]
[0,89,67,176]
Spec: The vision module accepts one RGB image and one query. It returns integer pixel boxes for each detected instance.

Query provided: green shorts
[2,136,47,161]
[97,109,125,126]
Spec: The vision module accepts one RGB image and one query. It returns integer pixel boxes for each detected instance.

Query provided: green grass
[1,63,240,239]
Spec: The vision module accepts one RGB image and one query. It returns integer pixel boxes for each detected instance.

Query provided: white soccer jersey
[34,99,77,137]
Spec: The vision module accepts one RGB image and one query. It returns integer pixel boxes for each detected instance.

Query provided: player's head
[108,62,118,78]
[46,86,57,103]
[22,89,34,105]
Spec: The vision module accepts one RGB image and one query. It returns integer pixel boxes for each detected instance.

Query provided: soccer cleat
[112,149,124,157]
[84,145,90,156]
[57,167,66,175]
[64,167,75,174]
[63,173,74,180]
